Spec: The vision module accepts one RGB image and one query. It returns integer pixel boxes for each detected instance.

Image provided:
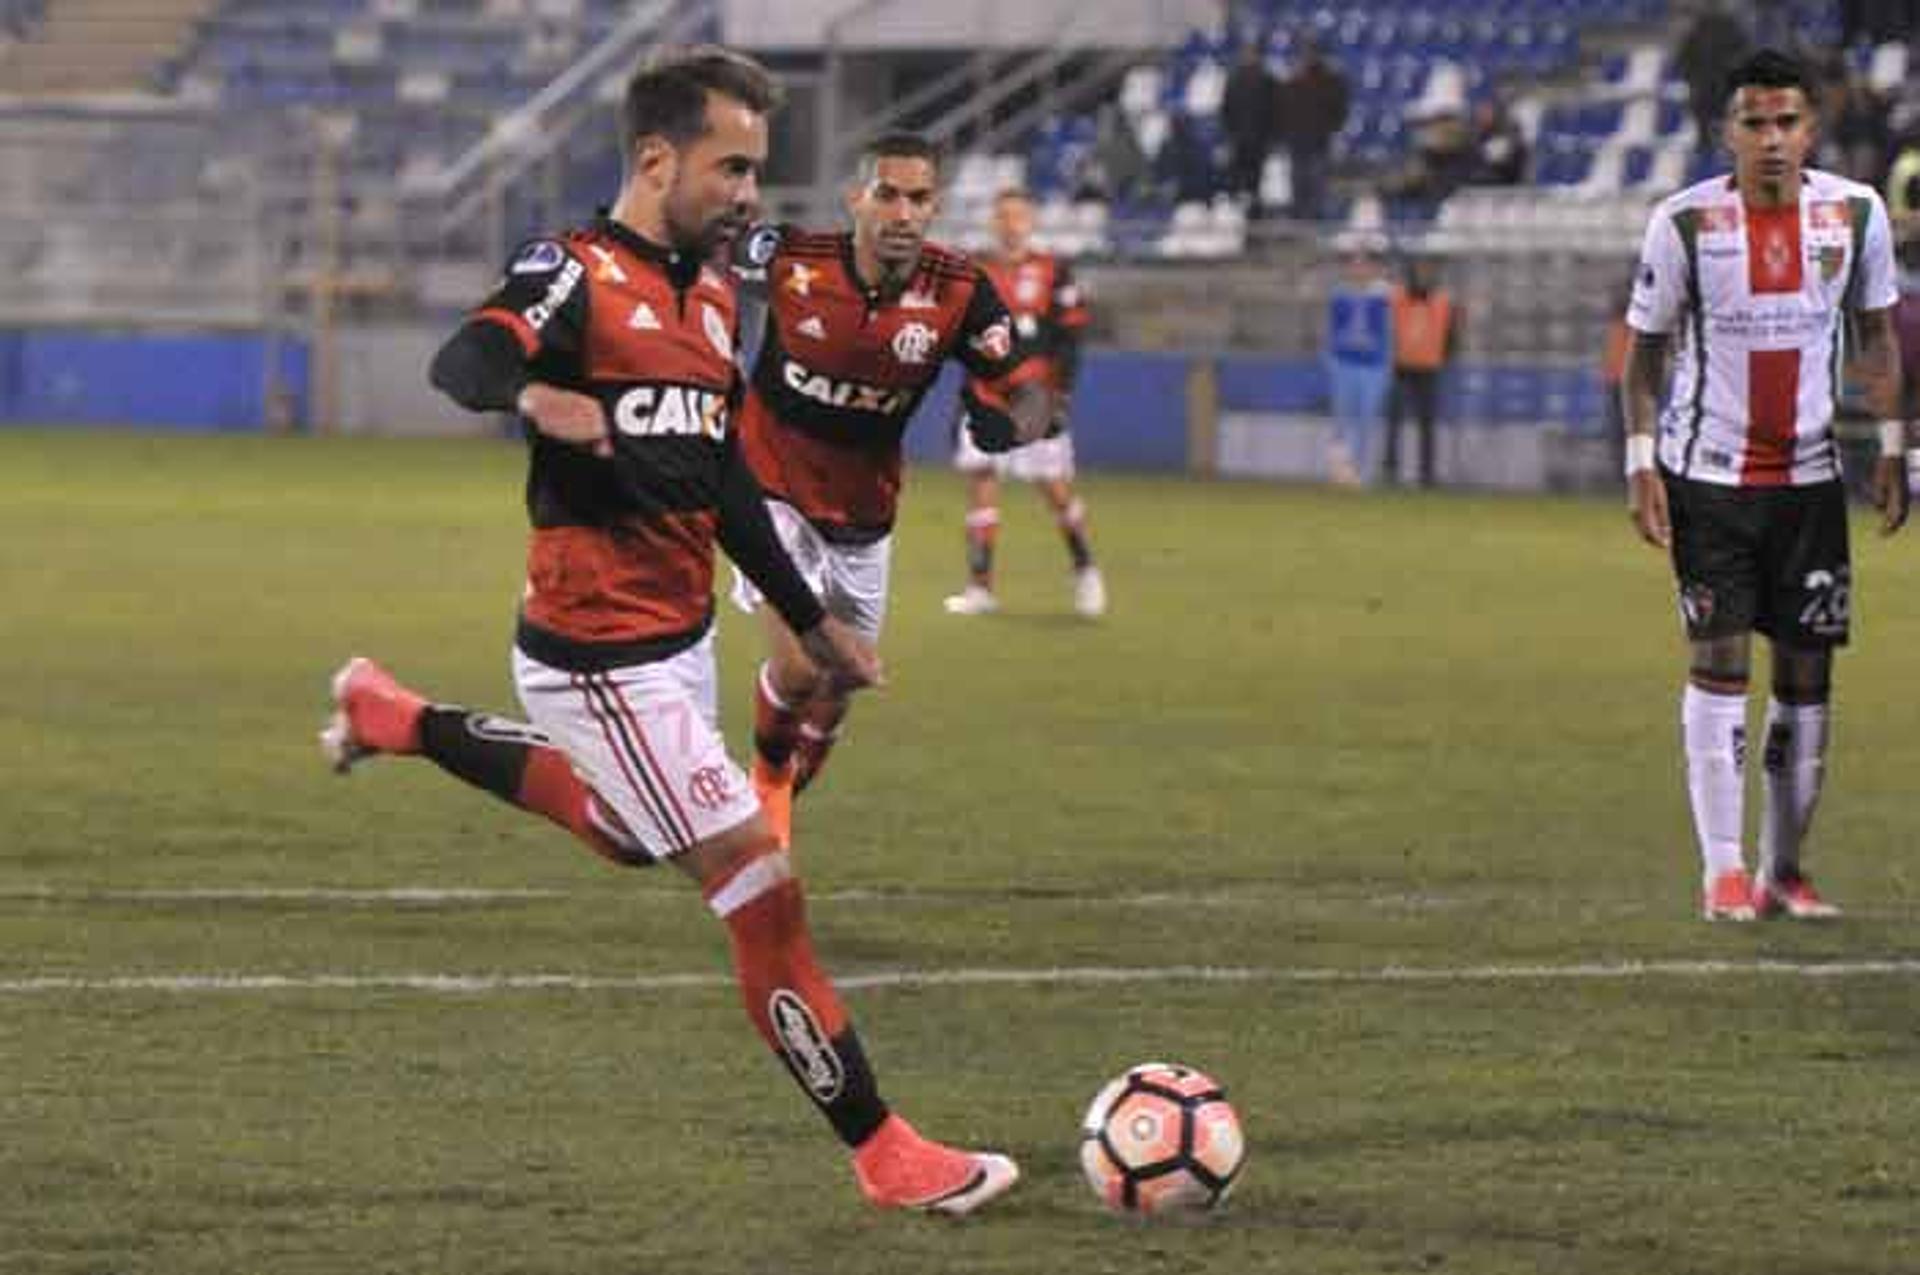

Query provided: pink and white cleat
[318,656,427,773]
[1753,872,1841,920]
[1702,868,1757,922]
[852,1114,1020,1216]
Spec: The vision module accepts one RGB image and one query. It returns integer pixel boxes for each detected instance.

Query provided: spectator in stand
[1221,42,1278,213]
[1279,35,1348,222]
[1675,2,1751,156]
[1825,66,1890,185]
[1841,0,1920,46]
[1469,95,1529,186]
[1392,110,1476,204]
[1079,103,1151,204]
[1157,110,1218,205]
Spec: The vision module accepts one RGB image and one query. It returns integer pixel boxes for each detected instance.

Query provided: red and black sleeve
[430,239,589,412]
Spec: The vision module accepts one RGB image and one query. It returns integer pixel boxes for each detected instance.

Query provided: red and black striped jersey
[973,249,1088,397]
[455,217,811,670]
[733,225,1040,541]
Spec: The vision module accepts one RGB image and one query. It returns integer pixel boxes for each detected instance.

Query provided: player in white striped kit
[1623,49,1911,921]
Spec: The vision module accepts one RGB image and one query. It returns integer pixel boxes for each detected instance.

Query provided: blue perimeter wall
[0,332,1609,459]
[0,330,308,431]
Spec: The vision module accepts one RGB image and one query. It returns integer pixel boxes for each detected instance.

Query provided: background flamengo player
[944,185,1106,620]
[726,131,1055,847]
[1623,48,1910,923]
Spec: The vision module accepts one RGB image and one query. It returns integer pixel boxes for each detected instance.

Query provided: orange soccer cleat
[1753,871,1841,920]
[319,656,427,773]
[852,1114,1020,1216]
[751,754,795,850]
[1702,868,1758,922]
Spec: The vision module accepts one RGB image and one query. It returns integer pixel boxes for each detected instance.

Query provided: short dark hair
[993,185,1032,205]
[621,45,781,155]
[1721,48,1819,113]
[854,131,943,184]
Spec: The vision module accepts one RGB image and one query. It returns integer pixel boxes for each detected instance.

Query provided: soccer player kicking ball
[319,48,1017,1214]
[726,133,1054,847]
[1623,49,1910,922]
[944,186,1106,619]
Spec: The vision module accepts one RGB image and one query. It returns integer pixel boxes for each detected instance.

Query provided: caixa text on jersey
[612,385,729,440]
[782,359,910,415]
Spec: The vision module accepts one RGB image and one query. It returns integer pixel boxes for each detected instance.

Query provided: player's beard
[873,230,923,289]
[667,189,746,258]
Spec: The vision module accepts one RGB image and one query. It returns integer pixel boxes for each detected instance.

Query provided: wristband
[1879,420,1907,458]
[1624,433,1657,476]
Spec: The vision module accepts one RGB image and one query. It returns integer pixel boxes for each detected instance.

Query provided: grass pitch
[3,428,1918,1274]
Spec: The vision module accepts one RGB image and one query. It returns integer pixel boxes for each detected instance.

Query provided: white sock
[1759,697,1828,883]
[1682,685,1749,877]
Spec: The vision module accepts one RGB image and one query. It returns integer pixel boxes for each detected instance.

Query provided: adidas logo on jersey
[795,315,827,340]
[629,303,661,330]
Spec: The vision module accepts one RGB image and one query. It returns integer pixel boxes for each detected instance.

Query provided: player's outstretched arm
[1622,330,1671,549]
[1856,307,1911,536]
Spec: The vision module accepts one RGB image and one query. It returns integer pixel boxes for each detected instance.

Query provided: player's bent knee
[680,812,787,897]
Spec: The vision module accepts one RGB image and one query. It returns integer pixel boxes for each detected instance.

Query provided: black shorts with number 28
[1663,472,1851,648]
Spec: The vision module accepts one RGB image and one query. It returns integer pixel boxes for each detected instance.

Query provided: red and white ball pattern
[1080,1061,1245,1215]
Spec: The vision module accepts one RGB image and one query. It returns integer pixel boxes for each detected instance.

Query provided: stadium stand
[0,0,1907,476]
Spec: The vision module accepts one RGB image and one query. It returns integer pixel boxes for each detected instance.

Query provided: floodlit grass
[3,429,1918,1274]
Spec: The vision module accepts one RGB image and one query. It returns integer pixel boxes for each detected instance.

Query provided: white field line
[0,887,572,903]
[1,886,1284,906]
[13,885,1885,916]
[4,959,1920,996]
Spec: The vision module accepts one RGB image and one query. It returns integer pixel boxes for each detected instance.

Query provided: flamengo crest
[891,321,938,365]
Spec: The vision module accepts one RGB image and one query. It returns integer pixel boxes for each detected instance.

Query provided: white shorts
[512,633,757,863]
[728,499,892,642]
[954,427,1077,483]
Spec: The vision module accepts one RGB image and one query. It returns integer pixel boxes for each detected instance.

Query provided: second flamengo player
[728,132,1054,847]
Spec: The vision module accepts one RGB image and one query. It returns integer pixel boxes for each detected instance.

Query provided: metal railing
[416,0,718,240]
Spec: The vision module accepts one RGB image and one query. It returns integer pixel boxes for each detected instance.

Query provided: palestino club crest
[1761,231,1792,284]
[1680,582,1716,630]
[891,321,938,365]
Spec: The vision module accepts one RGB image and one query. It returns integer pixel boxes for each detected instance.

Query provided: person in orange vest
[1383,256,1457,487]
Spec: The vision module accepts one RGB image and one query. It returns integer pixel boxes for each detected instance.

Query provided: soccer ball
[1079,1061,1245,1215]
